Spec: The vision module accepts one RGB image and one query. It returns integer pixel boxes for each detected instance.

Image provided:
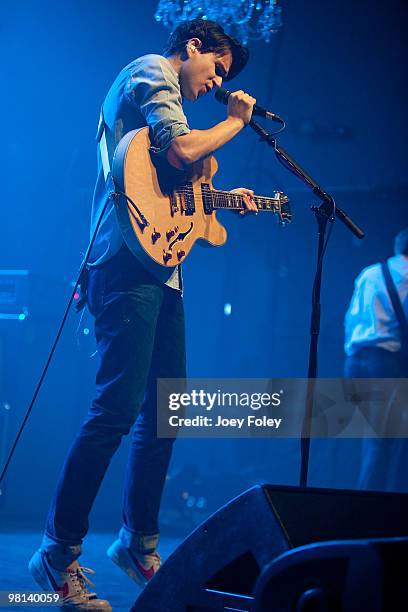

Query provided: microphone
[214,88,284,123]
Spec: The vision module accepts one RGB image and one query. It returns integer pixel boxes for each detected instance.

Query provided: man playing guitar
[29,18,257,610]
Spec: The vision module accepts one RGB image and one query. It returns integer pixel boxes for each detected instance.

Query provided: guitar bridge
[169,193,179,216]
[176,182,195,216]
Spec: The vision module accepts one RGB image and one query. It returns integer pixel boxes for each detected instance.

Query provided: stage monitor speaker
[131,484,408,612]
[252,536,408,612]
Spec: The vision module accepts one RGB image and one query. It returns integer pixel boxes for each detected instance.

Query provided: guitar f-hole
[168,222,194,249]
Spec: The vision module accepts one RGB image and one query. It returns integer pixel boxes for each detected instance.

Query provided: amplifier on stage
[0,270,29,320]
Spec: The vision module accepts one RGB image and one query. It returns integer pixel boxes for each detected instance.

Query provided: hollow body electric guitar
[111,127,291,267]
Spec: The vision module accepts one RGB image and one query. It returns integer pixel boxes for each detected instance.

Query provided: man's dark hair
[394,228,408,256]
[163,18,249,81]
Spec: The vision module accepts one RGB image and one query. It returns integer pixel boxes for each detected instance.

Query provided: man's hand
[230,187,258,215]
[227,90,257,127]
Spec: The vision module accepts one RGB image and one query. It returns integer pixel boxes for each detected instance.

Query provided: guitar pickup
[201,183,213,214]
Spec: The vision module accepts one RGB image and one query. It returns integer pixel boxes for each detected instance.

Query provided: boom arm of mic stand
[249,119,365,239]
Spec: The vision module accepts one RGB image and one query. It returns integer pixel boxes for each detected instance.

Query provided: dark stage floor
[0,532,181,611]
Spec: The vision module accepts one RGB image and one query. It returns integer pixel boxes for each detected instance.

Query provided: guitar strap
[75,108,114,312]
[96,106,111,182]
[381,260,408,355]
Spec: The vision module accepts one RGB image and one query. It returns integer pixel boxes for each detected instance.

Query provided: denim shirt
[88,55,191,289]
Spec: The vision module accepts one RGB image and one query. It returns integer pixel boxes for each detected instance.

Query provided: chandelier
[154,0,283,44]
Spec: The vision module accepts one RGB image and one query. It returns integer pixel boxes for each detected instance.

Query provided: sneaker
[29,550,112,610]
[107,539,161,588]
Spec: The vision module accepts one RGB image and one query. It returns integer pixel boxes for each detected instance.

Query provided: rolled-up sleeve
[125,55,191,156]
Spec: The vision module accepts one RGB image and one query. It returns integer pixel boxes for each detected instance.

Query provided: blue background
[0,0,407,533]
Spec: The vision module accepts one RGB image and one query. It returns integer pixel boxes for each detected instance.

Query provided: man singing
[29,18,257,610]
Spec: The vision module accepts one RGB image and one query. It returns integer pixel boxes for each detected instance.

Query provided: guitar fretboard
[211,189,282,212]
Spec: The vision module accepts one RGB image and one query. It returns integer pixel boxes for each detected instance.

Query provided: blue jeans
[42,246,186,567]
[345,346,408,492]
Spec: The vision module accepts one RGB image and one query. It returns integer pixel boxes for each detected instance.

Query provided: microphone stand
[248,119,364,488]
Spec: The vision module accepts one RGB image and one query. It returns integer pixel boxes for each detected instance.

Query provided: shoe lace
[68,565,97,598]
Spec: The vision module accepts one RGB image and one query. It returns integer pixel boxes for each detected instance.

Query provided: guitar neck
[211,189,281,212]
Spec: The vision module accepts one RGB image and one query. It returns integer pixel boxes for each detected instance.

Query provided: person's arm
[168,91,256,167]
[124,55,256,214]
[125,55,192,160]
[125,56,255,168]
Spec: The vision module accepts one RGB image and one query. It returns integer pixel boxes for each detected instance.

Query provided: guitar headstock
[273,191,292,225]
